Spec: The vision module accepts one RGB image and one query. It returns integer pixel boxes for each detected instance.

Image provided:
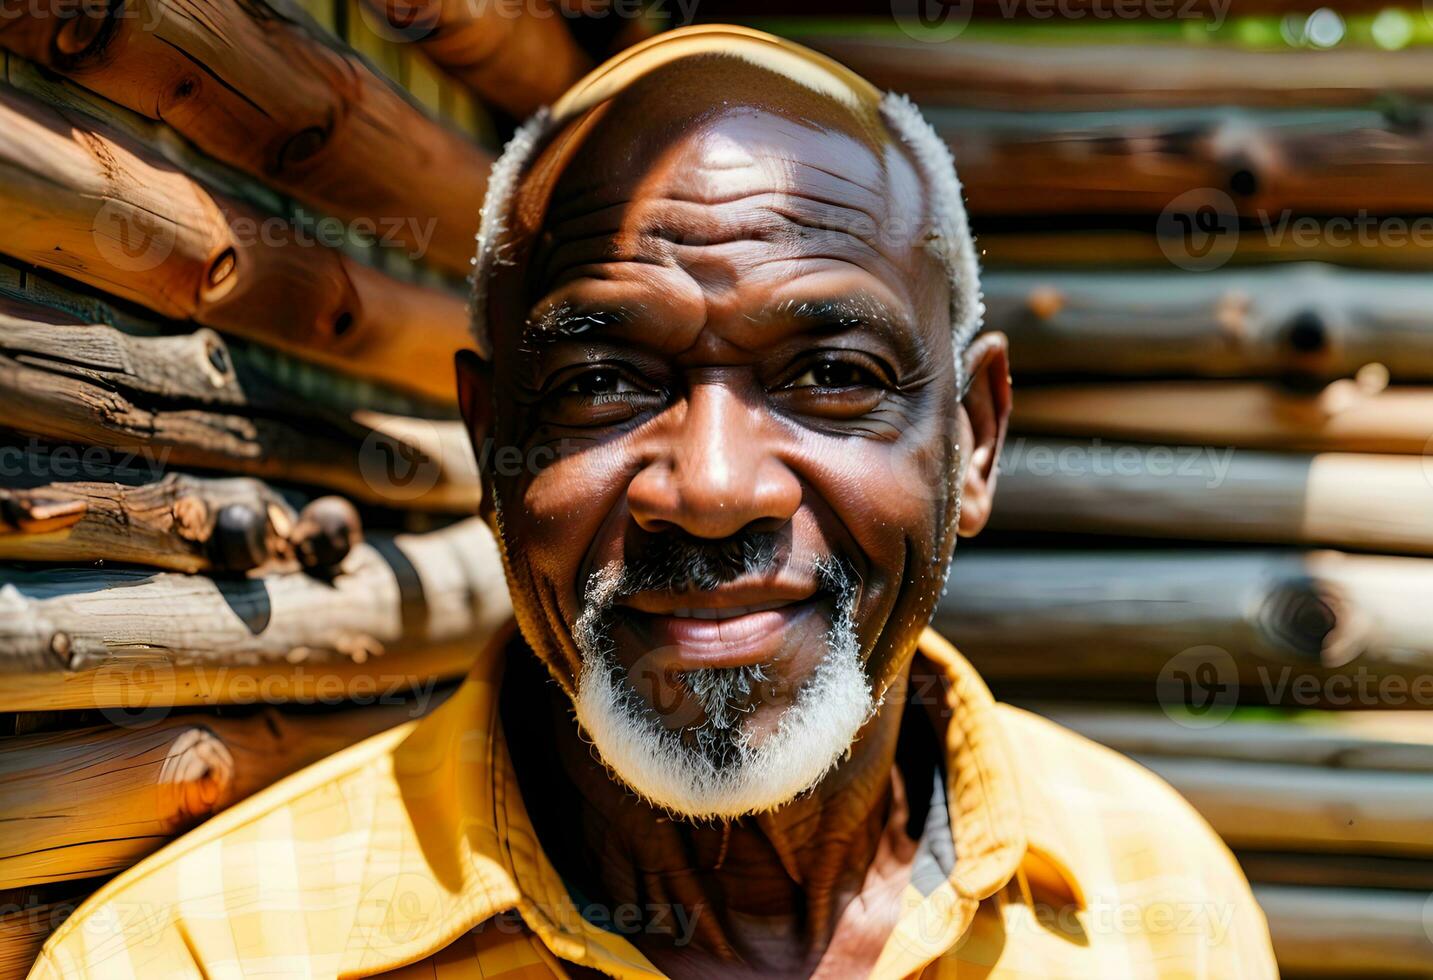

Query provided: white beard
[572,559,875,821]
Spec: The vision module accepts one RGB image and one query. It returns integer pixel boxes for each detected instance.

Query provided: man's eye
[789,359,879,389]
[561,368,639,397]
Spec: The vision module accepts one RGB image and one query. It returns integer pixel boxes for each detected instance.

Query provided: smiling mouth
[620,596,826,670]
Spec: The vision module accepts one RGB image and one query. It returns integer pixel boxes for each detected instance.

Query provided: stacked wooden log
[778,10,1433,977]
[0,0,569,969]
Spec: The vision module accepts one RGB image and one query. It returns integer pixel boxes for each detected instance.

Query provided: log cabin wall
[0,2,1429,977]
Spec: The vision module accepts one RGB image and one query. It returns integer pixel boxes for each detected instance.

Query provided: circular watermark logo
[1156,188,1239,272]
[891,0,974,42]
[359,422,442,502]
[95,659,175,729]
[93,200,176,273]
[1156,645,1239,729]
[355,0,440,43]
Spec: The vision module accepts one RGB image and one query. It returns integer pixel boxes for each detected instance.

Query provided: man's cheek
[511,450,630,560]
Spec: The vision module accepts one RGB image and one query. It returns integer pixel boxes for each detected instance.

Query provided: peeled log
[361,0,589,116]
[0,468,298,573]
[938,105,1433,218]
[939,548,1433,699]
[985,264,1433,382]
[0,302,479,511]
[1237,852,1433,892]
[0,895,81,980]
[1029,703,1433,774]
[0,83,468,402]
[0,0,491,277]
[1255,885,1433,977]
[0,702,439,889]
[795,34,1433,110]
[992,440,1433,556]
[0,518,512,711]
[1010,381,1433,454]
[1140,757,1433,858]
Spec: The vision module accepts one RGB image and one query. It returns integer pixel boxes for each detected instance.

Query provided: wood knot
[49,631,72,666]
[290,496,362,571]
[275,126,329,173]
[211,503,267,572]
[158,726,235,831]
[1257,576,1365,668]
[1026,285,1064,321]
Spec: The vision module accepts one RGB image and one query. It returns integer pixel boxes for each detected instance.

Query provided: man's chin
[572,636,876,821]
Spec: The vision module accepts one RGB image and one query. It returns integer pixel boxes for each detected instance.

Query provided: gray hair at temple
[468,26,984,393]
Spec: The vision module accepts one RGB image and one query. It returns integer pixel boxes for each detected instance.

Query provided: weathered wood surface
[0,299,479,511]
[0,83,469,402]
[1138,756,1433,858]
[1255,884,1433,976]
[0,468,295,573]
[978,227,1433,271]
[958,0,1395,13]
[992,441,1433,556]
[796,34,1433,110]
[0,260,452,420]
[940,105,1433,217]
[0,889,86,980]
[0,700,436,889]
[986,264,1433,381]
[0,518,511,710]
[939,548,1433,692]
[1028,703,1433,774]
[1010,381,1433,454]
[361,0,589,116]
[1238,852,1433,892]
[0,0,492,276]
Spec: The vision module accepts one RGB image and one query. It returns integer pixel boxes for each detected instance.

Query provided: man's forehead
[544,108,898,219]
[509,54,924,253]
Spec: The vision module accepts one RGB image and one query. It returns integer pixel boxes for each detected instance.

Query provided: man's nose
[627,382,801,539]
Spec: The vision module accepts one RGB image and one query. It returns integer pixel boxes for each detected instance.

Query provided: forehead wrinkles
[532,114,925,294]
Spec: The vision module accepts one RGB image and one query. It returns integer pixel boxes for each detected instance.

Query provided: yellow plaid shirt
[31,629,1276,979]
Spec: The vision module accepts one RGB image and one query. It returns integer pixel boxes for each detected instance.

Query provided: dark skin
[458,68,1011,978]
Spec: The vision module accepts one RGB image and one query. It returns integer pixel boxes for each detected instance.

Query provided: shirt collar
[367,625,1085,976]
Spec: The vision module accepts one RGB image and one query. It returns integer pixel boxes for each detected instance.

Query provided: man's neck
[510,654,918,977]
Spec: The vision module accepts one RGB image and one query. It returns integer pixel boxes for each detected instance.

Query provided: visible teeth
[671,606,753,620]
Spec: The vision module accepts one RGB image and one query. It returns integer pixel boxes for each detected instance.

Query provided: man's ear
[455,349,495,518]
[957,331,1012,537]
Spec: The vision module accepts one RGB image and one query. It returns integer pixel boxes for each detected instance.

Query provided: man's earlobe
[957,332,1012,537]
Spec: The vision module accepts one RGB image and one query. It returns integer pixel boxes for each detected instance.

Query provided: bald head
[471,27,982,389]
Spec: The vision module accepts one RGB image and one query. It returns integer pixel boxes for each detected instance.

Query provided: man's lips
[615,587,823,669]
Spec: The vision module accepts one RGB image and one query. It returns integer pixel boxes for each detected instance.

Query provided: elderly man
[35,25,1275,980]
